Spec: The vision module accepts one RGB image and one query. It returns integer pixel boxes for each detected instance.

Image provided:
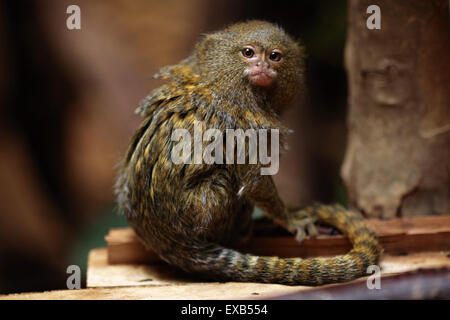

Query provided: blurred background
[0,0,350,293]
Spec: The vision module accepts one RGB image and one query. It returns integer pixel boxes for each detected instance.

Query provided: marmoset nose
[255,59,269,69]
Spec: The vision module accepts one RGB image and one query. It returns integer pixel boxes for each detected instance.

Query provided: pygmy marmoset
[116,20,382,285]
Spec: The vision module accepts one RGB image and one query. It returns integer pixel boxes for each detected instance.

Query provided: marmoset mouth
[248,71,275,87]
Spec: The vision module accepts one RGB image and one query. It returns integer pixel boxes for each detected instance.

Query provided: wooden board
[87,247,450,288]
[0,281,309,300]
[1,249,448,300]
[105,216,450,264]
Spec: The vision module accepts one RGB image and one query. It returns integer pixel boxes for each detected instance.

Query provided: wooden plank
[105,216,450,265]
[0,281,309,300]
[2,250,449,300]
[87,247,450,288]
[87,248,193,287]
[268,267,450,300]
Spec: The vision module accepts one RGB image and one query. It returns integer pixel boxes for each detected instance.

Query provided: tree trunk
[342,0,450,218]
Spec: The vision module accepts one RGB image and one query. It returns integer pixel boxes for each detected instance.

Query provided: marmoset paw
[288,211,319,244]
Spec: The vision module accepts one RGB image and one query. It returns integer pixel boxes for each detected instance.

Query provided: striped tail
[160,204,383,286]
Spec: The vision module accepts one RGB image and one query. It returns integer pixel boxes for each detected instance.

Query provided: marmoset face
[239,44,283,87]
[195,20,304,111]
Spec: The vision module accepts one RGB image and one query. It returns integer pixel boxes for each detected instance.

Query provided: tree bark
[342,0,450,218]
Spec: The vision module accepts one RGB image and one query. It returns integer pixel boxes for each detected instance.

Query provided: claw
[306,222,318,238]
[294,220,318,244]
[289,210,319,244]
[295,227,307,243]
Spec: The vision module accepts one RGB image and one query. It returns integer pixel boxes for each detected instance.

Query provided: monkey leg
[247,177,380,249]
[247,176,319,244]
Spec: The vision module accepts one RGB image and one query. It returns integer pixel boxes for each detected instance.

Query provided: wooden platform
[87,247,450,289]
[1,215,450,299]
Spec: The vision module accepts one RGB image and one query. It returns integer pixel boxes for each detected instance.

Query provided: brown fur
[116,21,382,285]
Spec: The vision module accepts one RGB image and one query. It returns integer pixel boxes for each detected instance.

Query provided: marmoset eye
[241,48,255,58]
[269,51,282,62]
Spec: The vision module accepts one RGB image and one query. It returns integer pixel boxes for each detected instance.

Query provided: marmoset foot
[287,209,319,244]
